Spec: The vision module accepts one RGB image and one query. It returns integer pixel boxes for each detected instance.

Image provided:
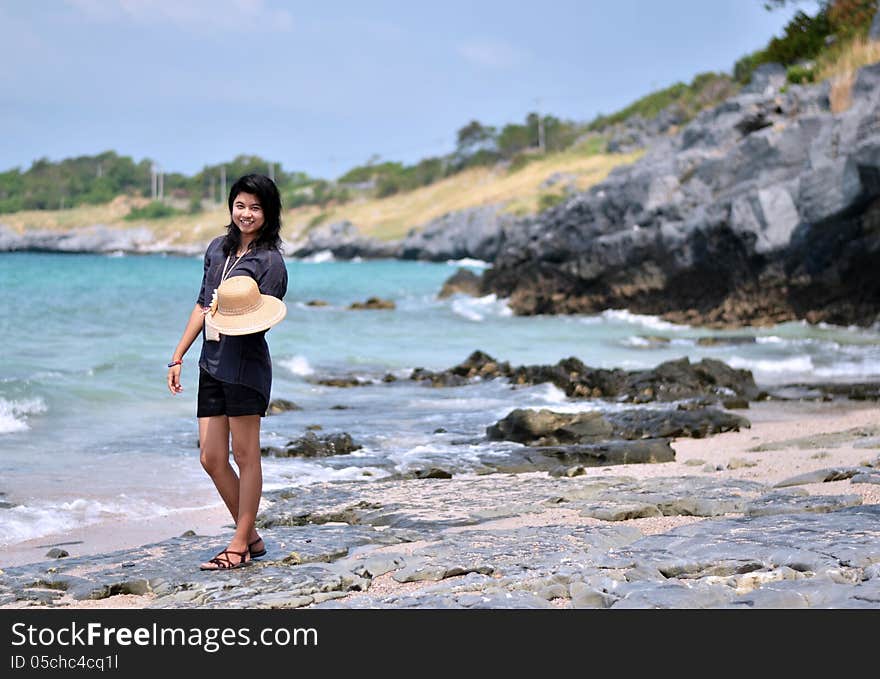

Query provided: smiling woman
[166,173,288,572]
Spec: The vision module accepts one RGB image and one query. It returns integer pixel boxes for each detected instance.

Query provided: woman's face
[231,191,265,239]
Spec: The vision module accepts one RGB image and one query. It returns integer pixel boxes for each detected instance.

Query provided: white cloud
[64,0,293,33]
[457,38,527,68]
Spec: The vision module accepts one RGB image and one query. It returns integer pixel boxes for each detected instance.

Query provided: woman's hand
[167,364,183,395]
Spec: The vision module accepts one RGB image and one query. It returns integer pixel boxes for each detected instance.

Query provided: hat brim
[205,295,287,336]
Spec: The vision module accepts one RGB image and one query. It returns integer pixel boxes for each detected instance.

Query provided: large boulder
[398,205,512,262]
[480,62,880,327]
[291,220,399,259]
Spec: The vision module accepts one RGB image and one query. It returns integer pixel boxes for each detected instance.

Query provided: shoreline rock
[478,62,880,328]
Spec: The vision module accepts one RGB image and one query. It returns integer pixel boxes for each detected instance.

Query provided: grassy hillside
[0,145,642,246]
[288,144,642,242]
[5,2,876,249]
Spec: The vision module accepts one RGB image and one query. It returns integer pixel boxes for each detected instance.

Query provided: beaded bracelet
[167,360,183,368]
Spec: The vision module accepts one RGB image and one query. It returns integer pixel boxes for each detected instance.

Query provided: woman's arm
[167,304,206,395]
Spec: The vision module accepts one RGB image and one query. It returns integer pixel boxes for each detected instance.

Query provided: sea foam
[280,355,315,376]
[450,294,512,321]
[600,309,687,331]
[0,397,47,434]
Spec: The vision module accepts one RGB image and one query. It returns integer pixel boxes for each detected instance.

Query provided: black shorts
[197,368,268,418]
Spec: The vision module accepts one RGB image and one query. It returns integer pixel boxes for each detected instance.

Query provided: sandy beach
[2,396,877,609]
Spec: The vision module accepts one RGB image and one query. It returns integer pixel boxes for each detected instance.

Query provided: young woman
[167,173,288,570]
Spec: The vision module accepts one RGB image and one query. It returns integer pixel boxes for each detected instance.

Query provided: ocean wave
[446,257,490,269]
[450,294,512,321]
[0,397,47,434]
[756,335,842,350]
[0,495,208,546]
[600,309,688,331]
[386,443,486,472]
[526,382,570,404]
[727,355,815,374]
[267,462,391,487]
[279,355,315,376]
[301,250,335,263]
[814,360,880,379]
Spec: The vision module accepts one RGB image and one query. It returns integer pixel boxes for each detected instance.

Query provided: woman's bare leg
[198,416,238,519]
[226,414,263,554]
[198,416,261,564]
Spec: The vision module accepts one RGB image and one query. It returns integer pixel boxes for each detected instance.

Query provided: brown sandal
[248,538,267,559]
[200,548,251,571]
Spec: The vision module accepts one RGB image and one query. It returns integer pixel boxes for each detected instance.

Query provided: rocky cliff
[479,62,880,328]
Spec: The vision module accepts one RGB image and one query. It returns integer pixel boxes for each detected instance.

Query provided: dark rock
[266,398,302,414]
[487,409,614,446]
[606,407,750,439]
[540,439,676,470]
[438,268,483,298]
[478,61,880,328]
[722,397,750,410]
[397,205,513,262]
[773,467,865,488]
[45,548,69,559]
[315,377,368,387]
[696,335,757,346]
[306,299,328,306]
[348,297,396,310]
[264,432,362,458]
[330,404,350,410]
[634,335,671,347]
[410,351,512,387]
[414,468,453,479]
[413,352,759,404]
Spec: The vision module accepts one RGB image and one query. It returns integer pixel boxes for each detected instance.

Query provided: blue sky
[2,0,818,180]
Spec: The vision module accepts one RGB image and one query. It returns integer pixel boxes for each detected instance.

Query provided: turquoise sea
[1,251,879,552]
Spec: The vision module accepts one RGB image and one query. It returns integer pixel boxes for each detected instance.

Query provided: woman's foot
[248,535,267,558]
[200,547,251,570]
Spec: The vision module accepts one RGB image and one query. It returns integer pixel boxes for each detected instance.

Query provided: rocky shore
[298,61,880,329]
[478,63,880,327]
[7,60,880,333]
[2,355,879,610]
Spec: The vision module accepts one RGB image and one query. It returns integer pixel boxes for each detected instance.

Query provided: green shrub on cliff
[588,72,736,132]
[124,201,182,221]
[736,1,877,85]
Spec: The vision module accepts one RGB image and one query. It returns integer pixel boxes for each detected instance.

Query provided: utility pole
[210,175,216,205]
[151,163,157,201]
[535,97,545,153]
[220,166,227,202]
[158,166,164,202]
[268,162,275,182]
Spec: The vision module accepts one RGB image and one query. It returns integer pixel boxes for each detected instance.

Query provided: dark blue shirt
[196,235,288,403]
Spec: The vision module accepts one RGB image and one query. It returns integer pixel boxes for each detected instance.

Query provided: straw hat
[205,275,287,336]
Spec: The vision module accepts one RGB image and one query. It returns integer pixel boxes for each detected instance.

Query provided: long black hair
[222,173,283,256]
